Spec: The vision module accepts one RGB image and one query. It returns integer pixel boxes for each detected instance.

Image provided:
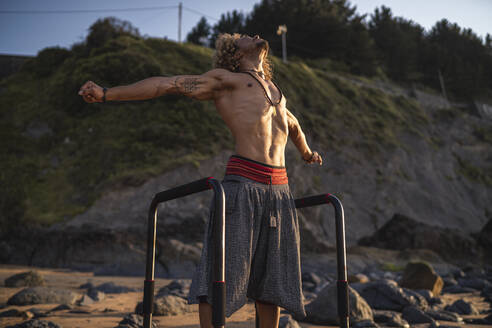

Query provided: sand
[0,264,490,328]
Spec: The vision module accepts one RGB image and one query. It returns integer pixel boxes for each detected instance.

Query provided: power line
[182,6,219,21]
[0,6,178,14]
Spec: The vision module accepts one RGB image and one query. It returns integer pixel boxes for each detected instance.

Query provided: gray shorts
[187,174,306,319]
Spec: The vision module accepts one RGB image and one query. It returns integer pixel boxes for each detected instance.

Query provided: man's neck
[239,56,264,76]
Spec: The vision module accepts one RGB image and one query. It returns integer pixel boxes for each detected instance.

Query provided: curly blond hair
[213,33,273,80]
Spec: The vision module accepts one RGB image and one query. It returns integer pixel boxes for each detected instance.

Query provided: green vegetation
[0,17,430,230]
[381,262,405,272]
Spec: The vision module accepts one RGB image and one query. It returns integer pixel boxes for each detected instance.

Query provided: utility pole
[178,2,182,44]
[276,25,287,63]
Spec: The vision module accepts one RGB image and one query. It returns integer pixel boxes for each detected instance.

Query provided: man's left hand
[304,151,322,165]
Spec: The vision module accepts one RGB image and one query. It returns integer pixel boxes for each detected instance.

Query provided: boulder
[4,271,45,288]
[114,313,157,328]
[457,277,491,290]
[445,299,479,315]
[358,213,478,261]
[352,279,415,311]
[87,288,105,301]
[401,305,435,324]
[49,304,72,312]
[156,279,190,299]
[7,287,80,306]
[465,313,492,325]
[372,310,409,327]
[349,273,370,284]
[77,294,94,306]
[299,282,372,325]
[94,282,137,294]
[135,295,192,316]
[399,262,443,295]
[402,289,428,310]
[6,320,61,328]
[425,308,463,322]
[0,309,23,317]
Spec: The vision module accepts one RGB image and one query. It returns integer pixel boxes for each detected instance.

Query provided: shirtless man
[79,33,322,328]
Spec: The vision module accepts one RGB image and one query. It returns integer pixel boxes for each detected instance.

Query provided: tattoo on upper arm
[174,77,204,94]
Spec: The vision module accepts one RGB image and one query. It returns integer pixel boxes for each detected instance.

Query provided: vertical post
[276,25,288,64]
[282,31,287,63]
[438,68,448,103]
[178,2,182,44]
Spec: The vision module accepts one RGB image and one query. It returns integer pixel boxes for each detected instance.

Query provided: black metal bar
[143,177,226,328]
[255,193,349,328]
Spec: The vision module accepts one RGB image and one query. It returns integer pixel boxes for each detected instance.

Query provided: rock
[0,309,23,317]
[6,319,61,328]
[7,287,80,305]
[403,288,429,310]
[299,282,372,325]
[349,273,370,284]
[4,271,45,288]
[49,304,72,312]
[441,285,475,293]
[401,305,435,324]
[457,277,491,290]
[481,285,492,302]
[464,313,492,325]
[429,297,443,305]
[77,294,94,306]
[399,262,443,295]
[353,279,415,311]
[135,295,191,316]
[95,282,137,294]
[78,282,94,289]
[279,314,301,328]
[302,272,322,285]
[22,311,35,320]
[358,213,478,261]
[114,313,157,328]
[414,289,433,302]
[425,308,463,322]
[87,288,105,301]
[444,299,479,315]
[442,277,457,287]
[373,310,409,327]
[156,279,190,299]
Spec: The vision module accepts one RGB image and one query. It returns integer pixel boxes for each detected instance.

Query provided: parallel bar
[143,177,225,328]
[257,193,349,328]
[209,179,226,328]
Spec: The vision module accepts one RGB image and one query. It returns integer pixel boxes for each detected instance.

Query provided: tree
[368,6,426,82]
[187,17,211,47]
[210,10,246,47]
[86,17,140,50]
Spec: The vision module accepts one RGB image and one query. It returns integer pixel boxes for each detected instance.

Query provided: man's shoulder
[203,69,248,89]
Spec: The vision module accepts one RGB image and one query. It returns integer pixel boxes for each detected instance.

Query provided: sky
[1,0,491,56]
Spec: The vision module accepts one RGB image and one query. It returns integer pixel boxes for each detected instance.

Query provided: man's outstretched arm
[78,69,230,103]
[286,108,323,165]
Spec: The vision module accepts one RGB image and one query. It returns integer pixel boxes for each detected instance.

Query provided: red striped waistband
[225,155,288,185]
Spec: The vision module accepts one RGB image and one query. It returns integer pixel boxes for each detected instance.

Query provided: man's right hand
[78,80,104,103]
